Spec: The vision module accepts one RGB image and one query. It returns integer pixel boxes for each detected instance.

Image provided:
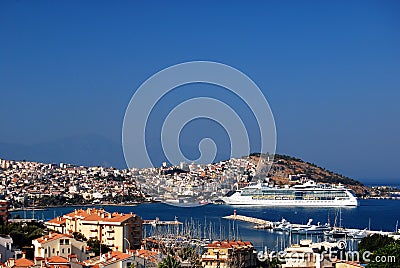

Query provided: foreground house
[32,233,90,261]
[45,208,143,252]
[201,240,257,268]
[83,251,134,268]
[127,249,161,268]
[282,240,352,268]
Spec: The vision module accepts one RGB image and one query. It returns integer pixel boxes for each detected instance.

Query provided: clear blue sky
[0,1,399,183]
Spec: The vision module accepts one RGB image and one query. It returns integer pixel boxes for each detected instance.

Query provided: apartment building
[45,208,142,252]
[45,217,66,234]
[201,240,257,268]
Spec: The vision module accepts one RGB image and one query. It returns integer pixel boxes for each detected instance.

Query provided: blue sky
[0,1,399,183]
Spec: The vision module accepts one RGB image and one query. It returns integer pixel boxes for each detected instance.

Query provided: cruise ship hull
[221,180,359,207]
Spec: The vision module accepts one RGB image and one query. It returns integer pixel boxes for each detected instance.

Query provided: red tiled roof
[35,233,72,244]
[128,249,159,263]
[205,240,253,249]
[47,256,69,264]
[14,258,35,267]
[83,251,132,266]
[61,208,137,224]
[331,258,363,267]
[46,217,66,226]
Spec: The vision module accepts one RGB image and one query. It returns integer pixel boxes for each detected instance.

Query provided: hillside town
[0,156,396,210]
[0,157,260,208]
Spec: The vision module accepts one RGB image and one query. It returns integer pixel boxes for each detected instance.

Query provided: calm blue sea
[11,199,400,251]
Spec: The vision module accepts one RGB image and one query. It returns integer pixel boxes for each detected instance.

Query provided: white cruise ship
[222,180,358,207]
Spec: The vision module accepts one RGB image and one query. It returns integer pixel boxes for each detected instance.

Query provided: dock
[222,210,399,237]
[222,210,274,229]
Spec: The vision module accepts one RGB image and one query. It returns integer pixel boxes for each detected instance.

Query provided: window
[68,248,70,254]
[65,239,69,245]
[53,248,55,254]
[62,249,65,254]
[127,262,131,268]
[45,249,47,255]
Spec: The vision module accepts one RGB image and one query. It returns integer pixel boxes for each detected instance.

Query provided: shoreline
[9,197,400,212]
[8,202,147,212]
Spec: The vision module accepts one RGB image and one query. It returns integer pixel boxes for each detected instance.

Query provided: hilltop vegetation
[248,153,371,196]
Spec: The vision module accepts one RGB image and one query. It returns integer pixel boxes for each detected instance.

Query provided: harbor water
[11,199,400,251]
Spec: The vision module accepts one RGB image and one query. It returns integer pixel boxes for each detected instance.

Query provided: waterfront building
[45,208,143,252]
[201,240,257,268]
[32,233,89,261]
[83,251,135,268]
[127,249,160,268]
[282,240,338,268]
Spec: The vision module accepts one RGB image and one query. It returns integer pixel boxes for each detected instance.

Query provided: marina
[10,200,400,251]
[222,209,395,242]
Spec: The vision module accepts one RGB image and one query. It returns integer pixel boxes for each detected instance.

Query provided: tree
[86,238,111,256]
[367,242,400,267]
[3,222,45,249]
[227,249,246,268]
[257,257,281,268]
[73,232,87,241]
[358,234,395,253]
[177,246,200,267]
[158,255,181,268]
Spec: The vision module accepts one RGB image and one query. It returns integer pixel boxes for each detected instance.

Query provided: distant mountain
[0,135,126,168]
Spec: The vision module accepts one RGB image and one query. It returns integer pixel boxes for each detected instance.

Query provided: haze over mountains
[0,135,125,168]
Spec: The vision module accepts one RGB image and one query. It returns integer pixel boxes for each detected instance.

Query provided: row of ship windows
[242,192,348,197]
[242,190,348,195]
[250,197,350,202]
[250,196,349,200]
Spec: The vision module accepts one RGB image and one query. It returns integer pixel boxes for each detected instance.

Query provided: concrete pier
[222,211,274,228]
